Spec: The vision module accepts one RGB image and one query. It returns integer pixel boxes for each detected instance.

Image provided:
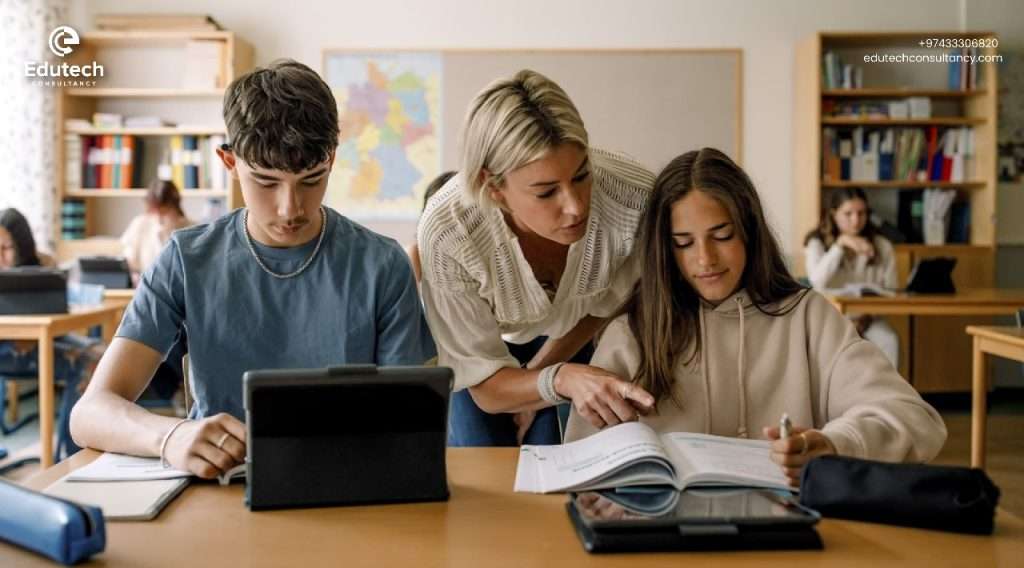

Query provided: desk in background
[0,301,126,468]
[967,326,1024,469]
[826,288,1024,393]
[3,448,1023,567]
[827,289,1024,317]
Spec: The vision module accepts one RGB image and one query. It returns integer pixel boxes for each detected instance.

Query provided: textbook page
[514,422,675,493]
[660,432,792,491]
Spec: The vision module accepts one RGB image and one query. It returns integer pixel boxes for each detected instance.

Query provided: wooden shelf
[821,180,987,190]
[822,89,987,98]
[65,189,227,198]
[65,126,226,136]
[83,31,232,47]
[821,117,985,126]
[65,88,225,98]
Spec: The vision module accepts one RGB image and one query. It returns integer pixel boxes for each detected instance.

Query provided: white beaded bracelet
[159,418,190,469]
[537,362,569,405]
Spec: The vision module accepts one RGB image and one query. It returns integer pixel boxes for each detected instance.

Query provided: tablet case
[566,501,823,553]
[0,267,68,315]
[243,365,453,510]
[0,479,105,565]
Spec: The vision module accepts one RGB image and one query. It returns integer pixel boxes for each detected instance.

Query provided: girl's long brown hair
[619,148,808,404]
[146,179,186,217]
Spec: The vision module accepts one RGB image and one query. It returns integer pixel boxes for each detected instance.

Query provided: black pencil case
[799,455,1000,534]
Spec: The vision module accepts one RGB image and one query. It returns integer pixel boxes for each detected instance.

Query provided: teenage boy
[71,60,436,478]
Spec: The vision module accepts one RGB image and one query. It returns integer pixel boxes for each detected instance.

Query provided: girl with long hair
[804,188,899,364]
[563,149,945,487]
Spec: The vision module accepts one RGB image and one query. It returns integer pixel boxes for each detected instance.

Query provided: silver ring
[215,433,230,450]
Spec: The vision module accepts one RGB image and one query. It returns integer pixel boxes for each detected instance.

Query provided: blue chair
[0,375,42,475]
[0,370,82,474]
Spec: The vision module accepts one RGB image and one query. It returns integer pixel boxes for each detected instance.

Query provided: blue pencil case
[0,479,105,565]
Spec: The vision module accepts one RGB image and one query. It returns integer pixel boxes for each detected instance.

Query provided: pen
[779,413,792,439]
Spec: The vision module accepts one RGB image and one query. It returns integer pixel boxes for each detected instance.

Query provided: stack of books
[822,126,975,183]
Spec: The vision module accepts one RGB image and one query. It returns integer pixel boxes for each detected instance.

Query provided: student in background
[407,170,456,282]
[564,149,945,487]
[803,188,899,365]
[0,208,102,459]
[0,208,54,268]
[121,179,193,284]
[417,69,656,447]
[71,60,435,480]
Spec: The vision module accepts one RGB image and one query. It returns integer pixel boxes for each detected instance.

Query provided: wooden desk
[102,289,134,302]
[0,302,124,467]
[827,288,1024,316]
[4,449,1023,567]
[967,326,1024,469]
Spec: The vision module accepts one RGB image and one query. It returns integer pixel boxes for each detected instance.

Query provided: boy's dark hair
[223,59,339,173]
[0,208,40,266]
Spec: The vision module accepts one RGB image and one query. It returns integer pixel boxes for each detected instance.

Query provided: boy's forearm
[70,391,183,457]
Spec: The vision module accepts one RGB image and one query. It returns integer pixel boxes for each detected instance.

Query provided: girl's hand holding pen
[763,423,837,488]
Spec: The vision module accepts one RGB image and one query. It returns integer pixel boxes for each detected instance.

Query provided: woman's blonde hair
[460,69,588,210]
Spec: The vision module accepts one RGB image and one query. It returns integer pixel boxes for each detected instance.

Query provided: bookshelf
[794,31,999,393]
[55,30,253,260]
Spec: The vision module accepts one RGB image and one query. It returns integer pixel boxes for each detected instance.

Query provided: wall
[71,0,974,248]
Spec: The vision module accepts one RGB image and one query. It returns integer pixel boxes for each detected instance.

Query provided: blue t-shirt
[117,207,437,419]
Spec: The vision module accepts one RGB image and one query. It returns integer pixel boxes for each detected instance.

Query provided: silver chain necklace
[243,206,326,279]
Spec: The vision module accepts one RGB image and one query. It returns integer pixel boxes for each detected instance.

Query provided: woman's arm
[525,315,605,370]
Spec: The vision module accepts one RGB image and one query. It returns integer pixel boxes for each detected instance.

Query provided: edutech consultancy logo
[49,25,79,56]
[25,25,104,87]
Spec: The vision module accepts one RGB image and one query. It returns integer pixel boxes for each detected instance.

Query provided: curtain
[0,0,70,253]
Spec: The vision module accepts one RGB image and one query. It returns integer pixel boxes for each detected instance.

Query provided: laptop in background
[905,257,957,294]
[78,256,132,289]
[0,267,68,315]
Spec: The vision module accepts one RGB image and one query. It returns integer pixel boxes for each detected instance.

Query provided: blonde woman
[418,69,656,446]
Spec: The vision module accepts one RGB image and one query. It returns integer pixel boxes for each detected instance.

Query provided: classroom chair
[0,370,82,474]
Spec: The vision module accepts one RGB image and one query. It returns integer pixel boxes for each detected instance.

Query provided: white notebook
[44,477,189,521]
[66,452,245,485]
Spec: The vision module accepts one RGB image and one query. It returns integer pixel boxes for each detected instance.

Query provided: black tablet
[242,365,452,511]
[571,487,820,529]
[568,488,822,552]
[0,267,68,315]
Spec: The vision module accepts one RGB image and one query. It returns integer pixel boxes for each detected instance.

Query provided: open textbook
[66,452,246,486]
[514,422,792,494]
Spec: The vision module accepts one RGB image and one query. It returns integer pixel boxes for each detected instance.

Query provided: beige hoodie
[565,289,947,463]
